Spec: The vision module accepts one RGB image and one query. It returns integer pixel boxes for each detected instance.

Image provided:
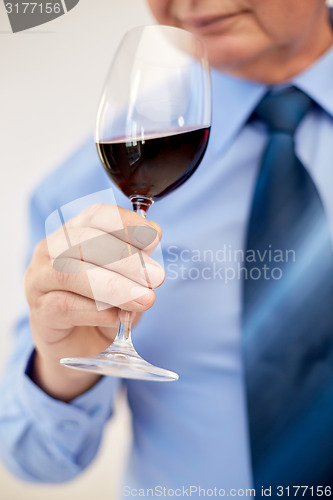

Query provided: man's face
[146,0,332,82]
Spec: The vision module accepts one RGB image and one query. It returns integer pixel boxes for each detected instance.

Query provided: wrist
[29,349,101,403]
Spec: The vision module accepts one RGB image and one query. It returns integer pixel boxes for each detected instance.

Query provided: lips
[179,11,245,34]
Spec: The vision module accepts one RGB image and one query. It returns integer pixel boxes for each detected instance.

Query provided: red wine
[96,127,210,200]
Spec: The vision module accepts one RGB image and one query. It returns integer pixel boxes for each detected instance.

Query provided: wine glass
[60,25,211,381]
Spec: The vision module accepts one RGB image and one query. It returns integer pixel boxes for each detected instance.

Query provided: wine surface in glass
[96,127,210,200]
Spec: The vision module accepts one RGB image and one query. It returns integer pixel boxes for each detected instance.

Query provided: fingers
[30,291,121,358]
[26,204,164,325]
[48,224,160,263]
[36,291,121,330]
[66,203,162,252]
[51,229,164,287]
[29,258,156,311]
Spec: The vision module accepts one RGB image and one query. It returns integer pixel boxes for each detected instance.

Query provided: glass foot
[60,347,179,382]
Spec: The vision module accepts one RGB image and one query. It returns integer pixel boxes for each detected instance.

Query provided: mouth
[179,11,247,34]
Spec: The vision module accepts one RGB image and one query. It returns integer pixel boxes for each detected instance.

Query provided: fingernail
[140,263,164,287]
[134,226,157,247]
[130,286,153,305]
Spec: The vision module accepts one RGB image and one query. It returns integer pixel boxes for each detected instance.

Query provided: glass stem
[113,311,133,346]
[130,195,153,217]
[106,195,154,352]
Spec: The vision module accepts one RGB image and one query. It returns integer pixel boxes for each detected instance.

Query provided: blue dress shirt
[1,45,333,497]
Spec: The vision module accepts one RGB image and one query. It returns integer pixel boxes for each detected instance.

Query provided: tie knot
[252,87,313,135]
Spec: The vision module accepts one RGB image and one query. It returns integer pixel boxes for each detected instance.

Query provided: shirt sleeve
[0,187,121,483]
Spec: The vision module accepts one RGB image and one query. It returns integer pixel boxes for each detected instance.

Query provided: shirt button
[59,420,79,430]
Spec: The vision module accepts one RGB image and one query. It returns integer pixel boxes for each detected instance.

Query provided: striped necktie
[243,87,333,493]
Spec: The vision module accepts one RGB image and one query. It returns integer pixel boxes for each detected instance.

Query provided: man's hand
[24,203,164,401]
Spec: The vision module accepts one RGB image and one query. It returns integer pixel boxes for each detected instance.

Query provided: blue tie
[243,87,333,492]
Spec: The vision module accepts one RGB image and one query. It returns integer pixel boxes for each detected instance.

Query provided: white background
[0,1,154,498]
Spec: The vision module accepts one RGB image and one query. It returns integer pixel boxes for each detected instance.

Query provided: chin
[205,37,270,78]
[205,42,252,71]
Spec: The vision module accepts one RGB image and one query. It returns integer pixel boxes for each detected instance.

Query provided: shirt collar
[293,44,333,117]
[210,70,267,154]
[210,42,333,153]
